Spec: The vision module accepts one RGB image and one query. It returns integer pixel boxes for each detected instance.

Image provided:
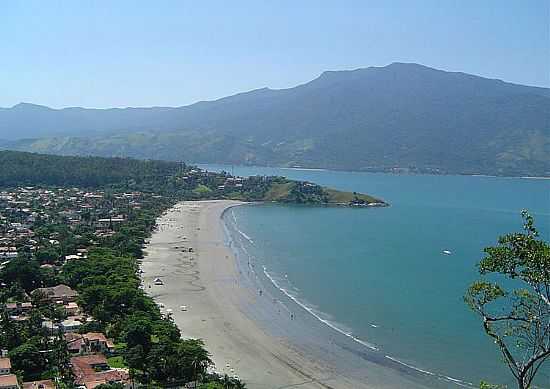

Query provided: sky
[1,0,549,108]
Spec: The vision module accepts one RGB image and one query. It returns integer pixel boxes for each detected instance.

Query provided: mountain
[2,63,549,176]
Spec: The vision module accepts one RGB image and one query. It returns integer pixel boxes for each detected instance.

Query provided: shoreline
[141,200,339,388]
[195,163,550,180]
[141,200,447,389]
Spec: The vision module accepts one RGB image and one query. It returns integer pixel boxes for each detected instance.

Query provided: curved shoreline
[142,200,447,388]
[223,204,474,389]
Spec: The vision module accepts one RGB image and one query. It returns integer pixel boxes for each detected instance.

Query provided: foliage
[0,150,180,188]
[465,211,550,389]
[8,339,47,380]
[107,356,126,369]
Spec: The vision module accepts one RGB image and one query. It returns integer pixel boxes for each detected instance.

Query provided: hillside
[2,63,549,176]
[0,151,384,206]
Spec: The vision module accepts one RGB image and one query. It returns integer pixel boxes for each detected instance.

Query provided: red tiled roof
[83,370,129,388]
[71,354,109,385]
[0,374,18,387]
[65,333,85,351]
[22,380,54,389]
[0,357,11,369]
[83,332,107,342]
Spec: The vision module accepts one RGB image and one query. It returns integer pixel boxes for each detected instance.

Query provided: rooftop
[22,380,54,389]
[0,357,10,370]
[0,374,18,387]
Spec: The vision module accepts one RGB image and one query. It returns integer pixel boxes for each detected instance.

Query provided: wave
[224,210,474,388]
[230,209,254,244]
[262,266,380,351]
[384,356,474,388]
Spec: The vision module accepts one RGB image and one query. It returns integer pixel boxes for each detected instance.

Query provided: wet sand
[141,200,439,389]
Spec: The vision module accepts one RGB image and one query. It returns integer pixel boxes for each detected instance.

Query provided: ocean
[201,165,550,387]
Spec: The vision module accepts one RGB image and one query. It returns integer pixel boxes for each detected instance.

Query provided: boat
[442,250,452,255]
[154,277,164,285]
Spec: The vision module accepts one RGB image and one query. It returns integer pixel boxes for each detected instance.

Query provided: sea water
[202,165,550,387]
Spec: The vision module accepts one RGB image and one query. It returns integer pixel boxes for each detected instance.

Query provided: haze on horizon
[2,0,549,109]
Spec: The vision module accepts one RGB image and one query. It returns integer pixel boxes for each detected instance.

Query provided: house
[0,374,18,389]
[22,380,54,389]
[65,333,115,354]
[95,218,126,230]
[4,302,32,316]
[60,316,83,332]
[71,354,109,378]
[63,302,80,316]
[0,358,11,375]
[71,354,130,389]
[32,284,78,304]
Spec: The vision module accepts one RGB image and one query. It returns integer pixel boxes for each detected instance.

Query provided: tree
[8,340,47,379]
[465,211,550,389]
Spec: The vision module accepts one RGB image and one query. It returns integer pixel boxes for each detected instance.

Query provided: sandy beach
[141,200,440,389]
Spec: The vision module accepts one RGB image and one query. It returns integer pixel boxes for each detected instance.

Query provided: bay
[201,165,550,386]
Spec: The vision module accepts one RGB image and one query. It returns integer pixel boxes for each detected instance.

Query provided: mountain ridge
[1,63,549,176]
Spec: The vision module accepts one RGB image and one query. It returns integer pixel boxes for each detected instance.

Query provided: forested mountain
[2,63,549,176]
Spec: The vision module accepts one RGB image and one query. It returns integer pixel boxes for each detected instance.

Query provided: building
[32,284,78,304]
[0,358,11,375]
[71,354,130,389]
[4,302,32,316]
[63,302,80,316]
[0,374,19,389]
[65,333,115,354]
[22,380,54,389]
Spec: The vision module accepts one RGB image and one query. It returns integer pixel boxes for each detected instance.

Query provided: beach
[141,200,440,389]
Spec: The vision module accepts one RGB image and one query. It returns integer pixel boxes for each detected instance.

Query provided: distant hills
[2,63,549,176]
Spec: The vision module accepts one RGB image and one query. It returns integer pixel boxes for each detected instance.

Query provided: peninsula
[0,150,389,389]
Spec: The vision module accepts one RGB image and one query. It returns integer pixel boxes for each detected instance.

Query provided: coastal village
[0,186,147,389]
[0,152,388,389]
[0,162,324,389]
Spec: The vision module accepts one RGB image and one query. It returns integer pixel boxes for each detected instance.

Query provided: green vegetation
[0,151,385,206]
[0,150,179,188]
[465,211,549,389]
[107,356,126,368]
[0,150,384,387]
[322,187,381,205]
[0,150,385,388]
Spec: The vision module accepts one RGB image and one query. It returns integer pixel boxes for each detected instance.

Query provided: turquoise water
[202,165,550,387]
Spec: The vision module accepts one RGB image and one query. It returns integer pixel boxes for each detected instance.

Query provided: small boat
[442,250,452,255]
[180,305,188,311]
[154,277,164,285]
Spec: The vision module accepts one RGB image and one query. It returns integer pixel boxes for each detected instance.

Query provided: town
[0,179,244,389]
[0,186,157,388]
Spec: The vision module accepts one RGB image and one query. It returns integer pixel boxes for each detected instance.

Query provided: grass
[263,182,294,201]
[107,356,127,369]
[193,184,212,195]
[323,188,382,204]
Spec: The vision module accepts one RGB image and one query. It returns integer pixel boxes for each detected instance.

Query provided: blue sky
[2,0,549,108]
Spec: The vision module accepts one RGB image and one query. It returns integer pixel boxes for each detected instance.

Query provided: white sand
[141,200,435,389]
